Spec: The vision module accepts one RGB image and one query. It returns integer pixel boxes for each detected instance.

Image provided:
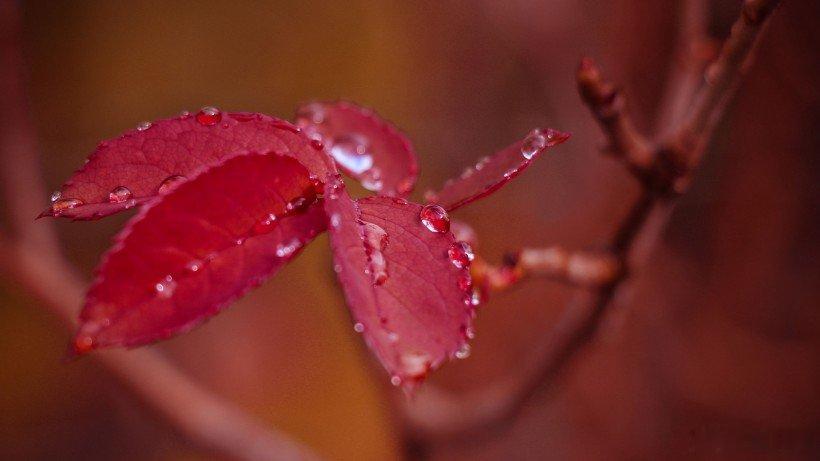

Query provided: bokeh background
[1,0,818,459]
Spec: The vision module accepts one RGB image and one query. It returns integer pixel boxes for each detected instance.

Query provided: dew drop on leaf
[154,275,177,299]
[195,106,222,126]
[158,175,186,194]
[51,198,83,215]
[136,121,152,131]
[275,238,301,258]
[520,129,547,159]
[251,213,278,235]
[448,241,474,269]
[419,204,450,233]
[455,343,471,359]
[108,186,133,204]
[353,322,365,333]
[362,222,389,285]
[50,190,61,203]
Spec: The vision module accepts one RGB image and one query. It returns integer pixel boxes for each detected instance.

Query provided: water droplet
[310,138,324,150]
[51,198,83,215]
[353,322,365,333]
[275,238,301,258]
[470,290,481,306]
[419,204,450,233]
[521,129,546,159]
[108,186,133,203]
[155,275,177,298]
[475,156,490,170]
[295,102,326,125]
[252,213,277,235]
[462,325,476,339]
[235,237,246,246]
[136,121,152,131]
[390,375,402,387]
[286,196,309,213]
[360,167,383,192]
[448,241,474,269]
[158,175,186,194]
[74,335,94,354]
[333,264,342,274]
[329,213,341,229]
[196,106,222,126]
[50,190,61,203]
[179,110,191,119]
[185,260,203,272]
[327,134,374,175]
[362,222,389,285]
[455,343,471,359]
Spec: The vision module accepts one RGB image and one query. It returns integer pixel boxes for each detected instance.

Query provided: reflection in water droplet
[328,134,374,175]
[108,186,133,203]
[361,167,383,192]
[275,238,301,258]
[362,222,389,285]
[419,204,450,233]
[158,175,186,194]
[155,275,177,298]
[448,241,475,269]
[136,121,152,131]
[455,343,471,359]
[353,322,365,333]
[50,191,61,203]
[196,106,222,126]
[51,198,83,215]
[521,129,546,159]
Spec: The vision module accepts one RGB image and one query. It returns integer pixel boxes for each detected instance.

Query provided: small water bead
[455,343,471,360]
[155,275,177,298]
[462,325,476,340]
[328,134,374,175]
[362,222,389,285]
[158,175,186,194]
[74,335,95,354]
[521,129,547,159]
[51,198,83,215]
[136,121,152,131]
[195,106,222,126]
[353,322,365,333]
[448,241,474,269]
[252,213,278,235]
[275,238,301,258]
[179,110,191,119]
[185,260,203,272]
[50,190,61,203]
[390,375,402,387]
[470,290,481,306]
[419,204,450,233]
[329,213,341,229]
[108,186,133,203]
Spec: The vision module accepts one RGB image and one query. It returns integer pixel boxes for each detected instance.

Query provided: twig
[398,0,783,447]
[0,3,321,460]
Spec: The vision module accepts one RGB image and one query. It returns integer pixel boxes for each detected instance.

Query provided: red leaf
[43,109,334,220]
[426,128,570,211]
[295,101,418,197]
[324,179,474,389]
[71,153,326,355]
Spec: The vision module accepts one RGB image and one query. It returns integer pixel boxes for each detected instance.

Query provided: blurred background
[1,0,818,459]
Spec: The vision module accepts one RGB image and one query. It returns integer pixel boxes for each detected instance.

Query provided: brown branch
[0,3,320,460]
[398,0,783,448]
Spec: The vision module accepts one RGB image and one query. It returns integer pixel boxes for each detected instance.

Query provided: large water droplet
[108,186,133,203]
[51,198,83,215]
[448,241,474,269]
[455,343,471,359]
[196,106,222,126]
[155,275,177,298]
[362,222,389,285]
[275,238,301,258]
[328,134,374,175]
[158,175,186,194]
[136,121,152,131]
[419,204,450,233]
[521,129,547,159]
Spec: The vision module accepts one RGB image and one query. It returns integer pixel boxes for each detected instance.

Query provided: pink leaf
[71,152,326,355]
[295,101,418,197]
[324,179,475,390]
[426,128,570,211]
[43,109,334,220]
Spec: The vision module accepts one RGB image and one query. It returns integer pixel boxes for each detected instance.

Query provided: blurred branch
[0,3,320,460]
[398,0,783,448]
